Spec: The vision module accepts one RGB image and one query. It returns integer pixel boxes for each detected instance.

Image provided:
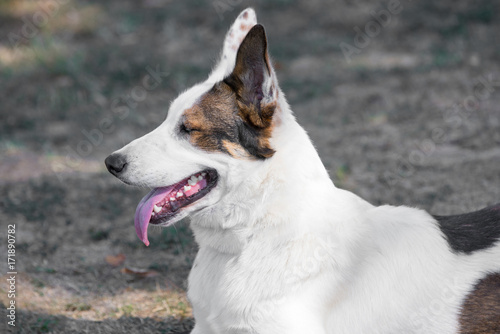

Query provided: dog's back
[433,204,500,333]
[434,204,500,254]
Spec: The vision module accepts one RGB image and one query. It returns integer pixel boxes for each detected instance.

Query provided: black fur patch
[434,203,500,254]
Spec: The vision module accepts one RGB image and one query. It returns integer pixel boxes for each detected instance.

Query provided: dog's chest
[188,245,284,311]
[187,245,303,331]
[186,238,332,333]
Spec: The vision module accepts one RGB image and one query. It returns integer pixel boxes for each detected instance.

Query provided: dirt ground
[0,0,499,333]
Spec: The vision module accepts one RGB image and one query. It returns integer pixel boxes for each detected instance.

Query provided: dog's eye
[180,123,190,134]
[180,123,197,135]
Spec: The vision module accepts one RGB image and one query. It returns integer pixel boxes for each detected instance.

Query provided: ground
[0,0,499,333]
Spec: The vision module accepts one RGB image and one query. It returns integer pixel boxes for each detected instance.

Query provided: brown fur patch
[236,100,276,158]
[222,139,250,159]
[181,83,276,160]
[182,84,235,153]
[460,273,500,334]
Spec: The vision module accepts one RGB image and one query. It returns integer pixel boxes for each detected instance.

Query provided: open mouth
[134,169,218,246]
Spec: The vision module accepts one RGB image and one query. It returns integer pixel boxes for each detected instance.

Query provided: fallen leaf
[120,266,159,278]
[105,253,126,266]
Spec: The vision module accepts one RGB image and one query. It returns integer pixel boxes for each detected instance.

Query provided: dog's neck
[190,102,365,254]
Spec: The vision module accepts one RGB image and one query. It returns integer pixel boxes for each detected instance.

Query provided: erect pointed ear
[208,8,257,81]
[224,24,277,129]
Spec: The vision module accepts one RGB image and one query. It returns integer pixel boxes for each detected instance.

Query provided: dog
[105,8,500,334]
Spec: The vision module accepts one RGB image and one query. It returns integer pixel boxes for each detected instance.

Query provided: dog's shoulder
[433,203,500,254]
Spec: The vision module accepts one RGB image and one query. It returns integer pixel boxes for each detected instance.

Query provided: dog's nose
[105,153,127,176]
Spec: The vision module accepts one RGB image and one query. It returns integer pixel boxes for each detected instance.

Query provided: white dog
[105,8,500,334]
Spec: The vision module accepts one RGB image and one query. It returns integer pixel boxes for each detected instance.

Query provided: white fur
[111,8,500,334]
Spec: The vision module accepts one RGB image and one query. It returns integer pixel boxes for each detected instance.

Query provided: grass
[65,302,92,312]
[89,227,111,241]
[281,79,334,101]
[35,267,57,274]
[2,179,66,222]
[0,274,192,322]
[0,1,104,71]
[121,304,134,317]
[431,48,462,68]
[31,317,59,333]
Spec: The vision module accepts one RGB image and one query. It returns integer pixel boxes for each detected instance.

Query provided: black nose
[105,153,127,176]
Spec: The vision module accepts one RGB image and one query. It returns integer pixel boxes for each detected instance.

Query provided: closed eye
[179,122,200,135]
[179,123,191,134]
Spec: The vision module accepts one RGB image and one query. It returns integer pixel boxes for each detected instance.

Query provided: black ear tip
[249,24,266,37]
[253,23,265,31]
[244,24,267,50]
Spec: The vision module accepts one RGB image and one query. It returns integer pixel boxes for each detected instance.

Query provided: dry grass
[0,273,192,321]
[0,0,105,70]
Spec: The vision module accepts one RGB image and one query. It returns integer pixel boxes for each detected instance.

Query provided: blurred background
[0,0,499,332]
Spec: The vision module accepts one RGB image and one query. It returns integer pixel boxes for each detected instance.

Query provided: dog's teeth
[184,185,191,191]
[188,175,198,186]
[170,197,176,201]
[151,212,155,216]
[201,172,206,177]
[153,204,161,213]
[197,175,203,181]
[176,191,183,198]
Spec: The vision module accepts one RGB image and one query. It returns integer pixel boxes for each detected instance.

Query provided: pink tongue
[134,186,175,246]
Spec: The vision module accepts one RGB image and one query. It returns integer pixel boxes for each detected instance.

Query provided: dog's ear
[224,24,277,129]
[209,8,257,81]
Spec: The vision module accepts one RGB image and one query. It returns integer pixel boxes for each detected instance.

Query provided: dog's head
[105,8,287,246]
